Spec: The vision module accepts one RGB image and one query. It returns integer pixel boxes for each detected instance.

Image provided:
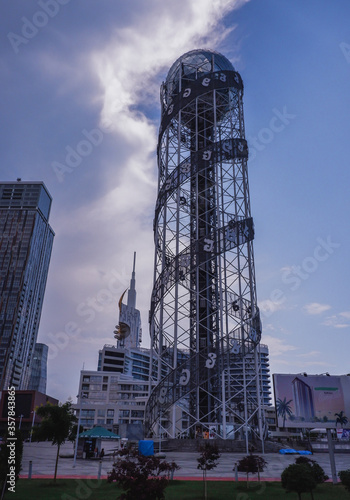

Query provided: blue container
[138,440,154,456]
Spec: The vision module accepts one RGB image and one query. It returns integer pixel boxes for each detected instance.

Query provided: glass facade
[0,181,54,390]
[27,342,48,393]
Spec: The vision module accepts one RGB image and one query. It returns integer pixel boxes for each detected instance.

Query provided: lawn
[6,479,349,499]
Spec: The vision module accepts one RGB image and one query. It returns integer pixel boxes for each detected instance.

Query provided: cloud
[303,302,331,315]
[323,315,350,329]
[259,299,285,315]
[93,0,245,134]
[262,335,297,357]
[298,350,321,358]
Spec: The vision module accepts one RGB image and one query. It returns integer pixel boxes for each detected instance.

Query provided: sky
[1,0,350,404]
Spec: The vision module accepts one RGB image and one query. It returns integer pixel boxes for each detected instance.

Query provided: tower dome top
[166,49,235,86]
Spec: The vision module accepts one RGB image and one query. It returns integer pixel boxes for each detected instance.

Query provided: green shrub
[281,463,317,500]
[295,456,328,483]
[339,469,350,492]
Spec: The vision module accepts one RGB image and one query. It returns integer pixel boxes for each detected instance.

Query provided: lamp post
[18,414,24,430]
[158,409,162,454]
[29,410,36,444]
[73,393,85,467]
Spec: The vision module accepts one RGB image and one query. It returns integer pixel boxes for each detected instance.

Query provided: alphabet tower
[146,49,265,447]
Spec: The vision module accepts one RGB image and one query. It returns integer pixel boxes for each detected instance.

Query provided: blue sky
[1,0,349,403]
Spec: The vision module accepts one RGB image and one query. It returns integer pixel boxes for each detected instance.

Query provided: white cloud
[298,350,321,358]
[93,0,245,134]
[262,335,297,357]
[303,302,331,315]
[323,315,350,329]
[259,299,285,315]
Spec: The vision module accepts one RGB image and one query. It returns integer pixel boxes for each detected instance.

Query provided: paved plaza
[20,441,350,481]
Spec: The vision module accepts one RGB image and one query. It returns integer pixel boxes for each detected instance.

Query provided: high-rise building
[146,49,266,446]
[0,180,54,390]
[27,342,49,394]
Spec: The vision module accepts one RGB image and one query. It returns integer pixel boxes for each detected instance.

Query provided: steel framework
[146,49,265,447]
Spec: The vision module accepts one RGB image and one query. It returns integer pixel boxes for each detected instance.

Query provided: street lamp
[29,410,36,444]
[73,393,86,467]
[18,414,24,430]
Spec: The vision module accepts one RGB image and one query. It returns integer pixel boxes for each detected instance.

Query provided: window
[89,384,102,391]
[105,350,125,358]
[131,411,144,418]
[97,409,105,417]
[80,419,94,426]
[81,409,95,417]
[107,409,114,417]
[133,385,147,391]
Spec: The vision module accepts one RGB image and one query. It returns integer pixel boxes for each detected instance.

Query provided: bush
[281,463,317,500]
[339,469,350,491]
[295,456,328,483]
[107,446,179,500]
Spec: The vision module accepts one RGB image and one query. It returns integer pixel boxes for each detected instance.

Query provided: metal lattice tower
[146,49,265,447]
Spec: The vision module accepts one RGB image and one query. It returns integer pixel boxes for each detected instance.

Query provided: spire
[127,252,136,309]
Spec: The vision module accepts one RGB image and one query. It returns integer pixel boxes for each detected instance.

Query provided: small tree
[197,441,220,500]
[108,446,179,500]
[295,456,328,484]
[281,463,317,500]
[33,401,77,482]
[236,454,267,487]
[339,469,350,492]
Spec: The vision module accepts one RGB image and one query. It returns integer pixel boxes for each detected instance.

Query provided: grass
[6,479,349,499]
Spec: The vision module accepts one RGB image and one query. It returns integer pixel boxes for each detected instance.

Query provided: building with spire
[114,252,142,350]
[74,254,150,436]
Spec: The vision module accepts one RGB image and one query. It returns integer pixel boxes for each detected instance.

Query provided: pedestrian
[100,448,105,459]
